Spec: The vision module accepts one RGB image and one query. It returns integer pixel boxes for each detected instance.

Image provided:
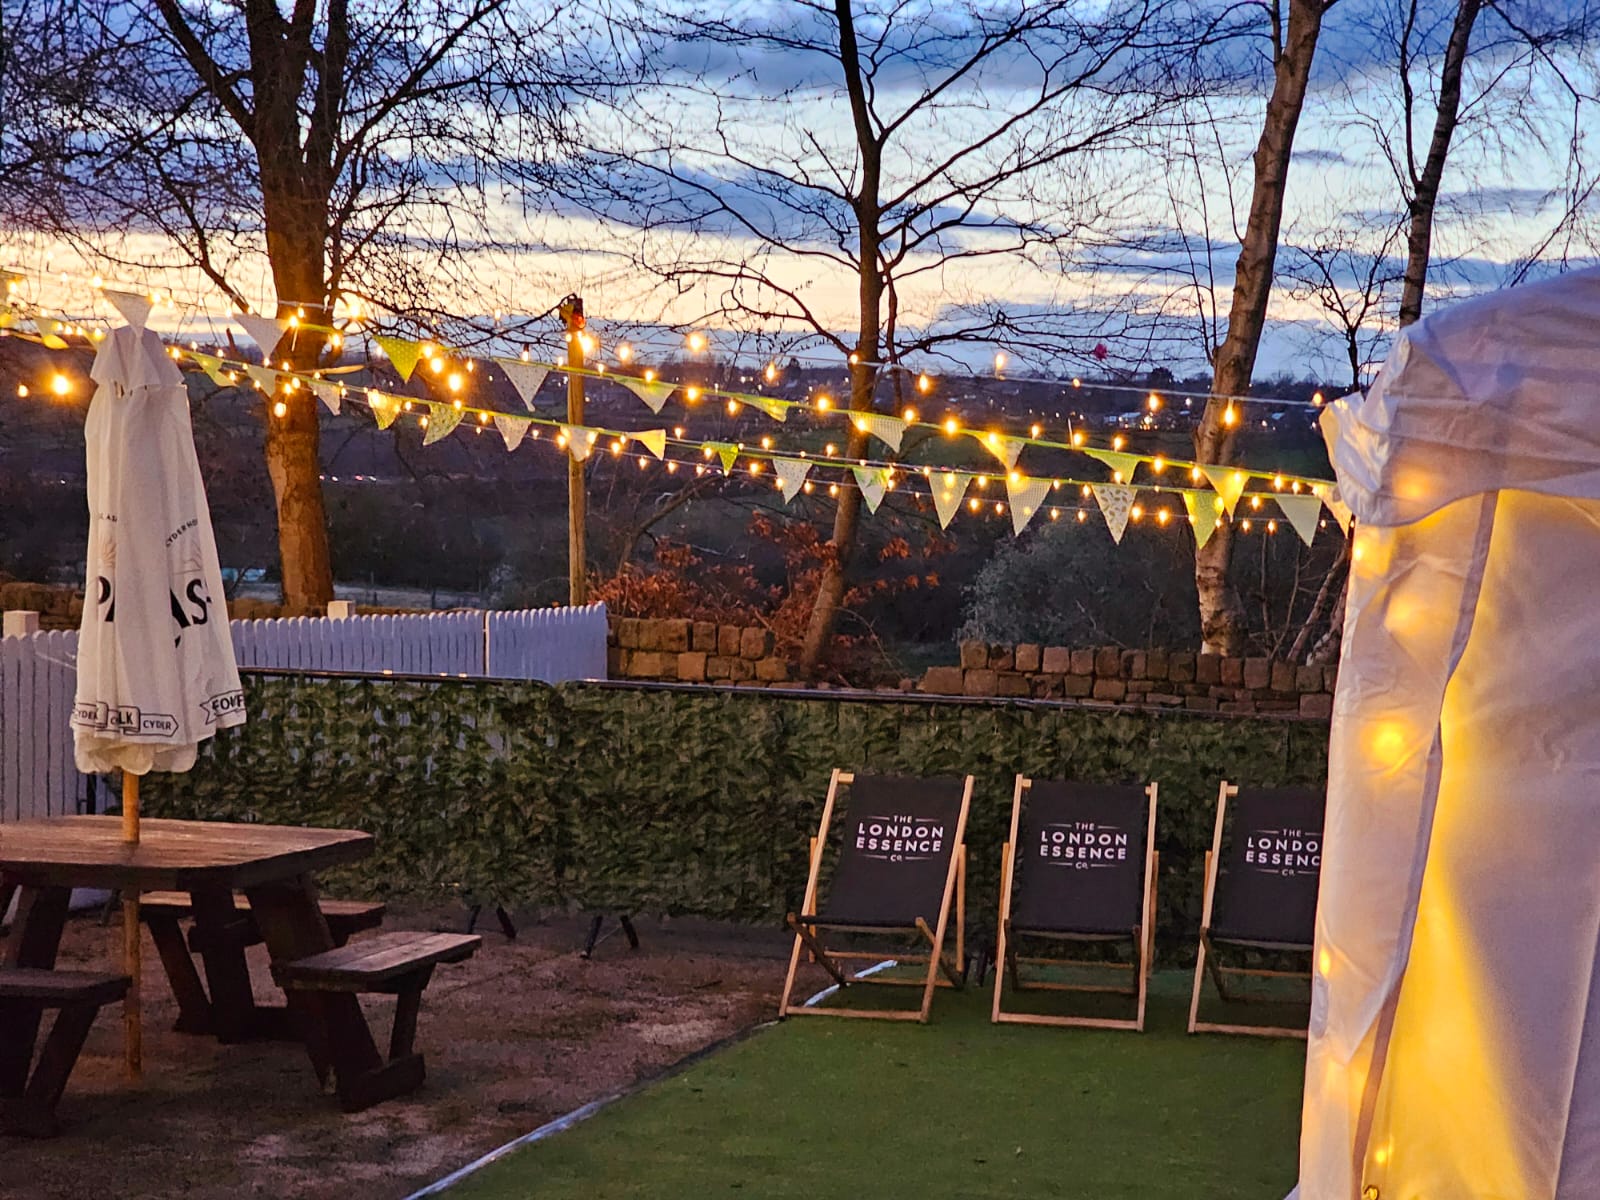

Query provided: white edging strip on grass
[405,959,900,1197]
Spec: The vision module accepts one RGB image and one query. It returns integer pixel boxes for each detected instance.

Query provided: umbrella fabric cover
[72,324,245,775]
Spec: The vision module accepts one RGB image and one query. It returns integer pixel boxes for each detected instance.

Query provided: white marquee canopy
[1296,266,1600,1199]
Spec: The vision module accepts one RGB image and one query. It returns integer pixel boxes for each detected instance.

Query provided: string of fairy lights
[0,263,1354,544]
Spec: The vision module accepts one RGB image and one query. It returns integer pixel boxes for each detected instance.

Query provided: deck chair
[779,771,973,1023]
[1188,782,1325,1037]
[992,777,1159,1031]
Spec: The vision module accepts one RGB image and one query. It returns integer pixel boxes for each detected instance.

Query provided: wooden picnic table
[0,816,378,1100]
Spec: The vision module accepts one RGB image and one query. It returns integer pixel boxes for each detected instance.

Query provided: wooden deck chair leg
[955,847,966,978]
[787,917,848,987]
[778,770,844,1017]
[992,838,1015,1023]
[1188,931,1209,1034]
[915,777,973,1022]
[1135,851,1159,1033]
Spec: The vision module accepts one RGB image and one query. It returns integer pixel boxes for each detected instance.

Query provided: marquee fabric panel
[1294,267,1600,1200]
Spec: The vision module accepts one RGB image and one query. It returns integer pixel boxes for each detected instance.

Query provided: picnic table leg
[144,910,214,1035]
[0,886,71,1096]
[189,885,263,1043]
[244,875,384,1097]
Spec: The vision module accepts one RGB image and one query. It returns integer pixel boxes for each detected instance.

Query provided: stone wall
[607,616,792,685]
[919,641,1335,718]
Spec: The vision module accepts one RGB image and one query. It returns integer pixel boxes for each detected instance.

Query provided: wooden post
[562,296,587,607]
[122,772,142,1078]
[2,610,40,638]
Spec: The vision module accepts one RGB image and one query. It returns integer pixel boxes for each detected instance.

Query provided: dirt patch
[0,907,788,1199]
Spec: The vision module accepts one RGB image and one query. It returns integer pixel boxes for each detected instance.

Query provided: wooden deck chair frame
[1187,781,1314,1039]
[992,776,1159,1032]
[778,770,973,1023]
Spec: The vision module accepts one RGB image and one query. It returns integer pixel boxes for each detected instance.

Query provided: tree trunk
[797,1,883,679]
[261,191,335,613]
[1192,0,1332,655]
[1397,0,1482,326]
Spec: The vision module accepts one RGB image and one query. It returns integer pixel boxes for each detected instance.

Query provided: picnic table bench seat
[137,890,385,950]
[270,931,481,1112]
[0,968,130,1138]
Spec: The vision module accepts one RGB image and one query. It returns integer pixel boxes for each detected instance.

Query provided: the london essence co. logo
[1036,821,1129,870]
[1243,827,1321,877]
[854,814,945,863]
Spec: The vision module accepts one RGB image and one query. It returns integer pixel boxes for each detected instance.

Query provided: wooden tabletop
[0,816,373,891]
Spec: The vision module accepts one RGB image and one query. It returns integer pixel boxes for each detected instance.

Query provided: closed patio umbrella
[71,314,246,1075]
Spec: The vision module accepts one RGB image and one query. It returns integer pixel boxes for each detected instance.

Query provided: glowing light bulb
[49,374,70,397]
[728,399,741,415]
[16,384,29,398]
[993,351,1008,373]
[1223,404,1238,427]
[617,344,633,362]
[1112,434,1126,451]
[1147,392,1162,411]
[687,331,707,352]
[447,372,464,393]
[917,373,932,393]
[1072,431,1085,447]
[902,407,916,422]
[944,417,959,435]
[816,394,832,411]
[763,362,777,383]
[272,400,287,418]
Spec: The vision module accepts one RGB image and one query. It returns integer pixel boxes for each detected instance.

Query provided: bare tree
[5,0,593,611]
[1189,0,1342,657]
[570,0,1210,675]
[1280,210,1406,391]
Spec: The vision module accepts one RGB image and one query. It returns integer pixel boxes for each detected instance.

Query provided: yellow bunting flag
[701,442,739,473]
[1201,466,1248,517]
[422,402,464,445]
[243,364,279,393]
[1085,449,1142,484]
[1275,494,1323,546]
[374,334,423,381]
[976,431,1024,469]
[562,425,595,462]
[633,429,667,459]
[498,361,550,410]
[1182,490,1225,550]
[103,289,153,330]
[493,413,529,452]
[854,412,906,452]
[369,390,401,429]
[615,376,676,414]
[310,380,341,415]
[932,472,970,530]
[775,458,811,502]
[189,352,232,387]
[238,312,287,360]
[1006,475,1051,536]
[1090,484,1136,544]
[853,465,889,513]
[747,395,789,422]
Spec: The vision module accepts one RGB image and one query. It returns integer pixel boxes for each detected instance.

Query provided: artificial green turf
[445,972,1306,1199]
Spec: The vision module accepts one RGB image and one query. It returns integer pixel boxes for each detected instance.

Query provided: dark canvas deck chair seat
[992,777,1159,1031]
[1188,782,1325,1038]
[779,771,973,1023]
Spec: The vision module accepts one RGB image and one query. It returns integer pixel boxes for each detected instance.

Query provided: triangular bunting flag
[775,458,811,502]
[243,364,279,393]
[634,429,667,459]
[422,402,464,445]
[1182,490,1225,550]
[238,312,287,360]
[369,390,401,430]
[975,431,1024,469]
[190,352,232,387]
[373,334,423,381]
[615,376,676,414]
[746,395,789,422]
[562,425,594,462]
[1085,449,1143,484]
[499,360,551,410]
[853,465,888,513]
[1311,483,1354,532]
[1201,466,1249,516]
[104,289,153,331]
[1275,494,1323,546]
[701,442,739,473]
[855,412,906,452]
[38,327,69,350]
[1006,475,1052,536]
[493,413,529,452]
[932,472,970,530]
[1090,484,1136,544]
[310,380,341,414]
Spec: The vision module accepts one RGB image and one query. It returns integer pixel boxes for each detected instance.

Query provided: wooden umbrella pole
[122,771,142,1079]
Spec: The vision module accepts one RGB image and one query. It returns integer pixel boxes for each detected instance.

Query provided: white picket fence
[0,603,608,823]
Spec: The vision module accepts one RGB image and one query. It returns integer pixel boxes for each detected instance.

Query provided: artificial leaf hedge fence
[144,673,1329,955]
